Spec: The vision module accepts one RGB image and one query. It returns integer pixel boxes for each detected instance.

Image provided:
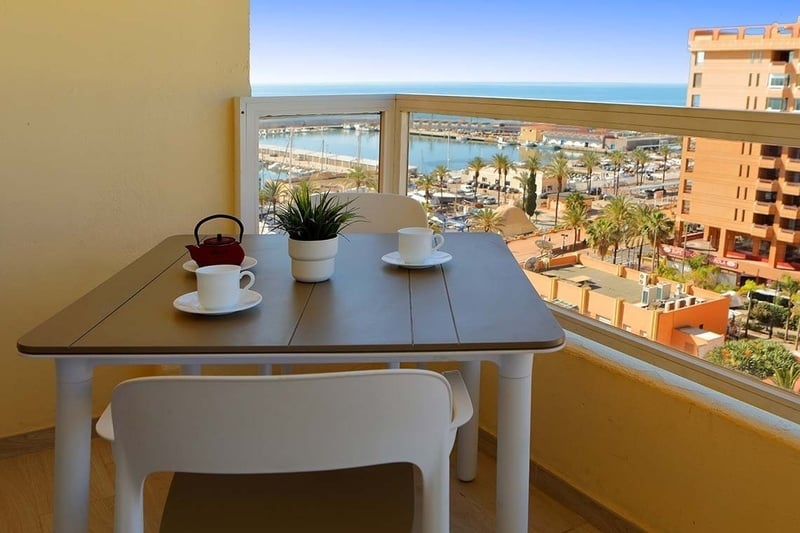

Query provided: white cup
[196,264,255,310]
[398,227,445,264]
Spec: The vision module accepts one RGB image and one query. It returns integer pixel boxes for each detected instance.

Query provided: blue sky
[250,1,798,84]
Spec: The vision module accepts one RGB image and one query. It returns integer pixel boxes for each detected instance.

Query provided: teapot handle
[193,214,245,245]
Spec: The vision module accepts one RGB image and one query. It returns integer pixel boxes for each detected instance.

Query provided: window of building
[695,51,705,65]
[734,235,753,254]
[786,170,800,184]
[690,94,701,107]
[766,97,788,111]
[685,159,694,172]
[756,190,777,202]
[681,200,690,214]
[761,145,782,157]
[734,208,739,219]
[692,73,702,88]
[772,50,791,62]
[746,96,751,109]
[795,100,800,112]
[785,245,800,263]
[788,147,800,160]
[768,74,791,88]
[759,240,771,257]
[780,218,800,231]
[683,179,693,193]
[686,137,696,152]
[748,73,753,87]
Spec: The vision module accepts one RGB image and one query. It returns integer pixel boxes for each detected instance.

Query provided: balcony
[17,92,800,533]
[776,227,800,244]
[779,203,800,218]
[753,201,776,215]
[751,223,775,238]
[11,3,800,533]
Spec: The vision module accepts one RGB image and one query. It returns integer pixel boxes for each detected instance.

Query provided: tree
[777,274,800,340]
[431,165,449,206]
[491,153,511,203]
[346,166,376,192]
[657,145,672,183]
[415,174,437,204]
[601,196,633,264]
[641,209,675,272]
[632,148,649,186]
[705,339,800,382]
[468,208,504,233]
[562,193,589,250]
[585,217,614,261]
[523,151,542,202]
[580,151,601,196]
[261,179,287,216]
[609,150,627,196]
[544,152,570,226]
[467,156,485,201]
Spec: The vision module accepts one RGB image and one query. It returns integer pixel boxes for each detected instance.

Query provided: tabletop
[18,233,564,357]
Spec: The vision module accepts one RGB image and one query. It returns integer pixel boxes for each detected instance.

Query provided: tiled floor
[0,438,602,532]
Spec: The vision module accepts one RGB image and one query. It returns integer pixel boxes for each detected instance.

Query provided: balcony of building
[7,5,800,533]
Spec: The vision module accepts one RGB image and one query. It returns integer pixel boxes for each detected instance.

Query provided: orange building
[677,18,800,284]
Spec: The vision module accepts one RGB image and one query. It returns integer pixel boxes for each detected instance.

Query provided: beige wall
[0,1,250,437]
[478,342,800,532]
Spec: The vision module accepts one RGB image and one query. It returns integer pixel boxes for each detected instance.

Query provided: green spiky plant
[274,182,363,241]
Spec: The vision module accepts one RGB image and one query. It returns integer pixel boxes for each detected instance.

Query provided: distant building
[677,18,800,285]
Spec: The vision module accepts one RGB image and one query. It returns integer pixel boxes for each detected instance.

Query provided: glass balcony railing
[236,94,800,427]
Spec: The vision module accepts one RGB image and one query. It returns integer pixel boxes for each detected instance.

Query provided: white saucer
[183,256,257,273]
[381,251,453,269]
[173,290,262,315]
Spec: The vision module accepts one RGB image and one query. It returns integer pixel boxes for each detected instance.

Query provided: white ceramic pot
[287,236,339,282]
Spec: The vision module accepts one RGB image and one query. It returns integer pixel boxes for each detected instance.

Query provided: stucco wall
[0,1,250,436]
[478,341,800,532]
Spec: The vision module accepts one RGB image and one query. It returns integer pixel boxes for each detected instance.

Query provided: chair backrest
[326,192,427,233]
[106,369,455,532]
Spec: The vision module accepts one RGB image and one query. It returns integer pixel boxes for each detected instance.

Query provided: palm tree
[632,148,649,186]
[778,274,800,340]
[602,196,634,264]
[261,179,286,216]
[585,217,614,261]
[431,164,449,207]
[657,145,672,183]
[641,209,675,272]
[562,193,589,250]
[580,151,601,196]
[415,174,437,204]
[467,156,485,201]
[609,150,627,196]
[544,153,571,227]
[346,166,376,192]
[491,153,511,203]
[631,203,653,270]
[468,208,505,233]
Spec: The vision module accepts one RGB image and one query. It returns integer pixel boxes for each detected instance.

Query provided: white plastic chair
[325,192,428,233]
[96,369,473,533]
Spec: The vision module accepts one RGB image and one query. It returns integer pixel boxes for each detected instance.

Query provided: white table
[19,232,565,533]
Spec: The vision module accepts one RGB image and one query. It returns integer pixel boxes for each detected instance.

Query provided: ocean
[253,82,687,179]
[252,82,687,106]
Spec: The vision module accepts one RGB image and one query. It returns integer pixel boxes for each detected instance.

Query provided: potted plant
[274,182,362,282]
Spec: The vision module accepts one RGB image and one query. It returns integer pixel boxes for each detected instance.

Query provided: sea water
[254,82,687,178]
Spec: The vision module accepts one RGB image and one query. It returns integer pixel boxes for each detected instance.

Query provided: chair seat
[159,463,415,533]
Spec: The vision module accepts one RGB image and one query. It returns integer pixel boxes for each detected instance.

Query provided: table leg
[54,359,93,533]
[456,360,480,481]
[496,354,533,533]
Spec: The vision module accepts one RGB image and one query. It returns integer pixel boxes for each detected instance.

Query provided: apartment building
[677,17,800,284]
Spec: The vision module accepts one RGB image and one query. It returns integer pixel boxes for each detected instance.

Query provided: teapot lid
[202,233,237,246]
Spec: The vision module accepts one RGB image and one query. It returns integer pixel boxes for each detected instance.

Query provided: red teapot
[186,214,246,267]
